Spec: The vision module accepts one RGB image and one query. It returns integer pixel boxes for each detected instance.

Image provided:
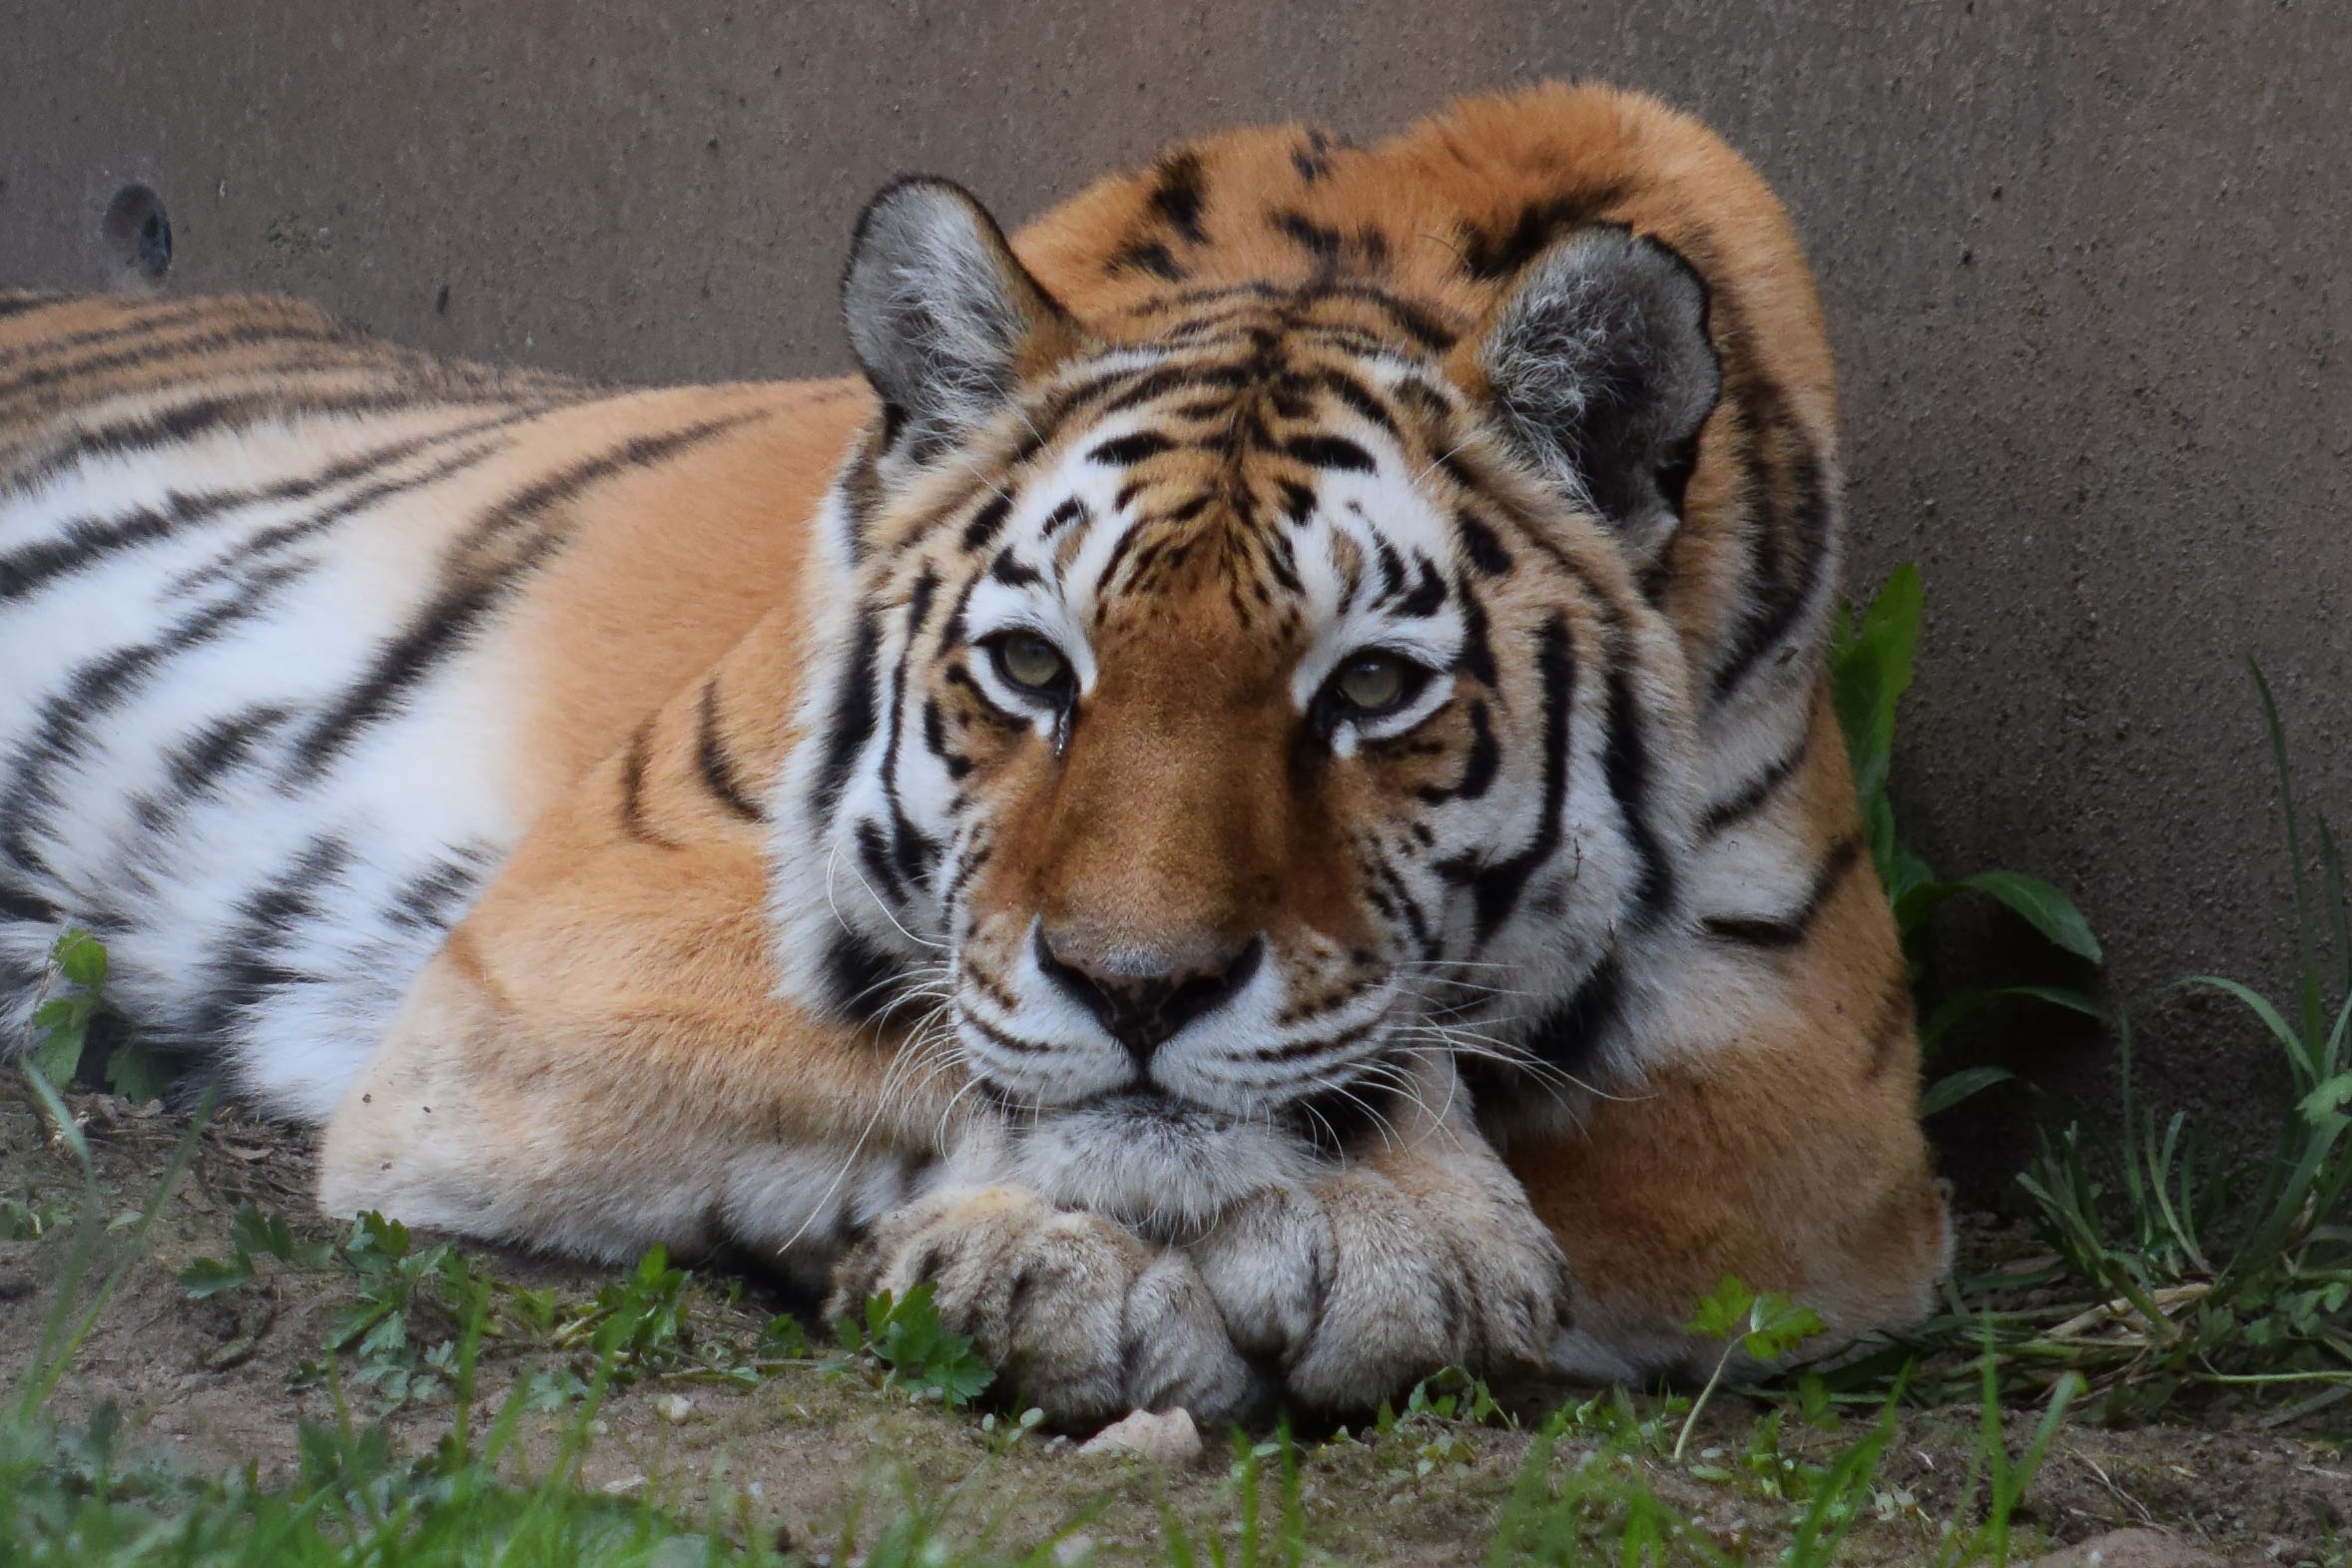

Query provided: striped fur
[0,84,1948,1420]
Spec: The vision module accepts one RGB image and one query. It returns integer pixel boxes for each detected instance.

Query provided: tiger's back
[0,291,868,1114]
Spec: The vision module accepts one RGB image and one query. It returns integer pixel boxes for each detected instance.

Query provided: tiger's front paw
[829,1186,1261,1428]
[1185,1148,1568,1413]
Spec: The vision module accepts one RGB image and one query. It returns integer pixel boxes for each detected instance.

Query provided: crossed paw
[828,1134,1568,1426]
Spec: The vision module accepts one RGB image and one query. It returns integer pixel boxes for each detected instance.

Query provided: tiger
[0,82,1950,1425]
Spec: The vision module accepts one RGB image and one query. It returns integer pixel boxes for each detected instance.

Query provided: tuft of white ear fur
[841,178,1073,462]
[1479,225,1721,563]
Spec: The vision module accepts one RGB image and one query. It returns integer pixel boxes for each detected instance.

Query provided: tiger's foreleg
[1182,1052,1570,1412]
[828,1166,1262,1426]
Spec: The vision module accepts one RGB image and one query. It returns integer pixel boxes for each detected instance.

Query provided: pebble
[2034,1528,2221,1568]
[1078,1407,1203,1466]
[656,1393,693,1423]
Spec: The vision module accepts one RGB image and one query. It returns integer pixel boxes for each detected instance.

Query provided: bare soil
[3,1088,2345,1565]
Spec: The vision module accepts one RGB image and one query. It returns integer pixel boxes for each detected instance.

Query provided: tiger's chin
[1009,1091,1325,1244]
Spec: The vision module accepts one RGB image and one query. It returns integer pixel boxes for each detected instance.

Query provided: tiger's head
[773,177,1722,1230]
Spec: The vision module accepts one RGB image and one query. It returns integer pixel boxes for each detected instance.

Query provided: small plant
[832,1283,994,1408]
[16,928,175,1101]
[1831,566,2104,1113]
[2004,665,2352,1419]
[1671,1275,1827,1462]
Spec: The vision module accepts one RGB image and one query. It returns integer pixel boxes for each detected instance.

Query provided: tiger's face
[774,180,1721,1224]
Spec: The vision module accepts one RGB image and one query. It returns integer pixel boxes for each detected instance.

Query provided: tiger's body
[0,85,1947,1421]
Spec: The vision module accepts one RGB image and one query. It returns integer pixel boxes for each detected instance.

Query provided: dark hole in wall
[102,184,172,277]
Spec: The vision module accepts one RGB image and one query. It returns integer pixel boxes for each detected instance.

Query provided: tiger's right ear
[842,178,1083,465]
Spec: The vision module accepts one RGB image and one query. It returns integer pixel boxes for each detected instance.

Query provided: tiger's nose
[1033,927,1265,1065]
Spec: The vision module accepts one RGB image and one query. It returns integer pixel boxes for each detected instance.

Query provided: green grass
[1799,640,2352,1423]
[5,1059,2084,1565]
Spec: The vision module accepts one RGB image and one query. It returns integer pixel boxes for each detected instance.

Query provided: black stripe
[385,844,496,933]
[1703,835,1865,949]
[1108,240,1184,281]
[285,415,754,782]
[854,817,909,907]
[815,609,882,813]
[1271,210,1345,265]
[960,493,1014,553]
[1419,701,1499,803]
[0,413,522,604]
[0,299,263,371]
[0,562,306,875]
[1601,660,1673,923]
[0,292,64,323]
[0,882,61,923]
[825,929,904,1028]
[617,720,675,846]
[1146,152,1210,244]
[1284,434,1375,473]
[170,425,529,595]
[1700,732,1811,836]
[1457,512,1513,576]
[1312,367,1402,439]
[878,570,943,895]
[133,705,294,835]
[1087,430,1175,466]
[1456,583,1499,688]
[2,384,556,502]
[1038,497,1090,538]
[1456,188,1633,280]
[192,834,354,1045]
[1518,953,1623,1074]
[694,681,766,822]
[1441,616,1575,940]
[988,549,1042,588]
[921,697,971,781]
[1397,557,1448,618]
[0,319,367,404]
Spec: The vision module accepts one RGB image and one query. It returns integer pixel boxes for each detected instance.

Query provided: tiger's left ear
[842,177,1085,466]
[1476,225,1722,563]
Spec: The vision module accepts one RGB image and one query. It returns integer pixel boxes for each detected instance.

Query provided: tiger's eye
[1336,653,1409,713]
[995,634,1070,694]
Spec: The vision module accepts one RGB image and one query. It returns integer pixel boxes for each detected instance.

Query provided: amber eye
[989,632,1073,698]
[1331,651,1419,717]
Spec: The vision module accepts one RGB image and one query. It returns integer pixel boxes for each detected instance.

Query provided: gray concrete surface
[2,0,2345,1192]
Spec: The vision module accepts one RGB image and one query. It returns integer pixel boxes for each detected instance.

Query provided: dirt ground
[4,1087,2347,1566]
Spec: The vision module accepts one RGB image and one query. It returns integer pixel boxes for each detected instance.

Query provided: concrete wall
[4,0,2346,1190]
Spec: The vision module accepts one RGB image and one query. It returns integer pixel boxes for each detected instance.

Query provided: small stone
[656,1393,693,1423]
[1050,1534,1094,1566]
[2034,1528,2222,1568]
[1079,1407,1203,1466]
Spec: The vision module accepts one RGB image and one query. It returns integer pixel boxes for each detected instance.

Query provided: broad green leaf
[178,1255,253,1299]
[28,1022,81,1089]
[2002,984,2104,1020]
[1685,1274,1755,1340]
[54,928,108,990]
[1741,1291,1827,1360]
[1828,562,1923,807]
[1960,870,2103,963]
[1920,1065,2017,1117]
[103,1040,174,1103]
[1893,879,1963,943]
[1920,986,2102,1055]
